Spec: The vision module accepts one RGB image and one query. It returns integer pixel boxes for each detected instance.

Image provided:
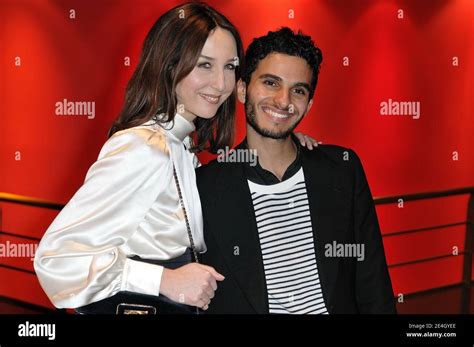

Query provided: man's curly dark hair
[242,27,323,99]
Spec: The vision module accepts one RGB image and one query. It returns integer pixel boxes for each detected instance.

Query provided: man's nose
[273,88,291,109]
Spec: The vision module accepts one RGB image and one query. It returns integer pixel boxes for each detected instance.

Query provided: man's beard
[245,100,304,140]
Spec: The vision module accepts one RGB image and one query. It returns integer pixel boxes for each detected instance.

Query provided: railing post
[461,192,474,313]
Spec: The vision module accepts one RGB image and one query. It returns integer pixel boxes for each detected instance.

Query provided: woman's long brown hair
[108,2,244,153]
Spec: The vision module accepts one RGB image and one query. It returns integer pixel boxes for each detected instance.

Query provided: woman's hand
[294,132,321,150]
[159,263,225,310]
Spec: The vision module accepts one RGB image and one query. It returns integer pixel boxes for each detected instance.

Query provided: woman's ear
[237,79,246,104]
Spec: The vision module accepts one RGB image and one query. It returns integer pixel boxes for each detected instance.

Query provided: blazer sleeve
[350,149,397,314]
[34,128,171,308]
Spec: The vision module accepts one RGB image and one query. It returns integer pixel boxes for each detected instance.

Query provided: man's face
[239,53,314,139]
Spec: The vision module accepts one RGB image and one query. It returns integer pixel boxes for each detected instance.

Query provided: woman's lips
[199,93,220,104]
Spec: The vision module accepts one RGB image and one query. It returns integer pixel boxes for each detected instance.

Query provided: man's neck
[246,126,297,181]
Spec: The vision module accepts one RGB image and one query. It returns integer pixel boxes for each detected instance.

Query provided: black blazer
[196,143,396,314]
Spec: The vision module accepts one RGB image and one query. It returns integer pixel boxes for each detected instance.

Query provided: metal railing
[373,187,474,313]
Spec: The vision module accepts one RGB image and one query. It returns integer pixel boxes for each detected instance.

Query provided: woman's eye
[225,63,236,70]
[198,62,212,69]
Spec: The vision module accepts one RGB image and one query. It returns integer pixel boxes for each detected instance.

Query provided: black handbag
[75,166,200,315]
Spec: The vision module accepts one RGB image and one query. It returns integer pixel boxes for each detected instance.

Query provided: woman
[34,2,316,314]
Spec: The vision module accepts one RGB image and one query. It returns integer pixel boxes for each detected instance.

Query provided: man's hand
[159,263,225,310]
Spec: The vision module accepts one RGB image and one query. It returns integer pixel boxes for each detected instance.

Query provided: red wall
[1,0,473,310]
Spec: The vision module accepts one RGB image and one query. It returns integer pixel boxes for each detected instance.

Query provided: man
[197,27,396,314]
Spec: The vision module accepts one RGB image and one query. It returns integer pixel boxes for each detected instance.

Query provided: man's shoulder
[306,144,361,167]
[196,143,365,182]
[195,157,234,182]
[314,143,352,156]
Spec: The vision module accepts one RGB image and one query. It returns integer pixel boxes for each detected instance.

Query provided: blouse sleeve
[34,128,171,308]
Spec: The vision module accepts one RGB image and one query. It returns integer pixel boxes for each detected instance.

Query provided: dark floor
[396,284,474,314]
[1,286,473,314]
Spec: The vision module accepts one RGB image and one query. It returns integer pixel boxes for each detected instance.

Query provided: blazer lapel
[301,148,348,310]
[211,162,268,314]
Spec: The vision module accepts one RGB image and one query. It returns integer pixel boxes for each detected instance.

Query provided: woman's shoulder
[99,124,171,161]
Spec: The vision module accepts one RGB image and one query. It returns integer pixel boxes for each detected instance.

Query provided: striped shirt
[248,167,328,314]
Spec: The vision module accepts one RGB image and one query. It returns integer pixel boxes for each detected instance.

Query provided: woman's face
[176,27,238,122]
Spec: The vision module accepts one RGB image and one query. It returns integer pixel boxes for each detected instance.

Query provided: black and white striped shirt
[248,168,328,314]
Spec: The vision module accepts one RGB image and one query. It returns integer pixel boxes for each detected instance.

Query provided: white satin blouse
[34,114,205,309]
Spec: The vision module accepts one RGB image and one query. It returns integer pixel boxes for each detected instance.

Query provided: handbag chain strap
[172,166,200,264]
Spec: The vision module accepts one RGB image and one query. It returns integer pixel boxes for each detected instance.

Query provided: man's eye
[263,80,277,87]
[293,88,306,95]
[225,63,236,70]
[198,62,212,69]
